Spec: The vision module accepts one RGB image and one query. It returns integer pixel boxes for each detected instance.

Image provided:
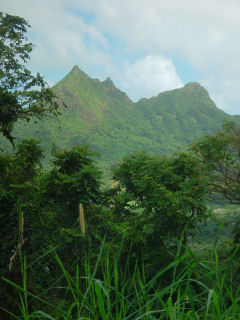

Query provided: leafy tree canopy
[0,12,59,144]
[44,145,102,211]
[191,121,240,204]
[0,138,43,186]
[112,151,208,245]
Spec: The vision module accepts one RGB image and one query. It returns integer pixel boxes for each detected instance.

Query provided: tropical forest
[1,11,240,320]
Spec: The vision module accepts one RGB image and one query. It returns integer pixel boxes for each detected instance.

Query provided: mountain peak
[70,65,82,74]
[69,65,89,79]
[8,66,239,177]
[102,77,114,87]
[184,82,207,91]
[183,82,210,97]
[71,65,80,72]
[184,82,201,88]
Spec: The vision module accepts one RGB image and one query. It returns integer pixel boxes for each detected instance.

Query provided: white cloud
[202,76,240,115]
[2,0,240,114]
[72,0,240,69]
[1,0,113,77]
[71,0,240,113]
[120,55,183,101]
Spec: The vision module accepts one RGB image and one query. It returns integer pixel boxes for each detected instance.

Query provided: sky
[2,0,240,115]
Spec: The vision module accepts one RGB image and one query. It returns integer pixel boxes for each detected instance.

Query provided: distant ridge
[1,66,239,176]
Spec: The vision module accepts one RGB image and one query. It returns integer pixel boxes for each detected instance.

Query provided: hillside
[1,65,239,173]
[135,82,239,151]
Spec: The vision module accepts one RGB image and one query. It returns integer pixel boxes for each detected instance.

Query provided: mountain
[1,66,239,175]
[135,82,240,152]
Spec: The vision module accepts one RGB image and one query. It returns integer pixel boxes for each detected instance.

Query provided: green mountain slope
[135,82,238,151]
[1,66,239,174]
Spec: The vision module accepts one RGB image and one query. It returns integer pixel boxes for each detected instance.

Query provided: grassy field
[2,231,240,319]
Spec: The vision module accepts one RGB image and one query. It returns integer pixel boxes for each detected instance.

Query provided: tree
[112,151,208,245]
[43,145,102,215]
[110,151,208,276]
[0,138,44,312]
[191,121,240,204]
[0,12,59,144]
[0,142,107,315]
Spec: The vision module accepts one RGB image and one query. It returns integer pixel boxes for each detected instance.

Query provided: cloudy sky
[2,0,240,114]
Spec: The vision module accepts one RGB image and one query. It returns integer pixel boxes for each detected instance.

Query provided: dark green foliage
[0,138,43,190]
[3,236,240,319]
[192,121,240,204]
[0,137,211,316]
[50,145,101,203]
[1,135,240,318]
[0,89,20,143]
[191,121,240,246]
[109,151,209,277]
[0,139,44,313]
[0,12,59,144]
[0,140,105,315]
[39,145,102,226]
[194,208,240,245]
[113,151,208,243]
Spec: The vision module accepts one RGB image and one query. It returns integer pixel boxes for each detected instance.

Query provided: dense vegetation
[1,11,240,320]
[1,127,240,319]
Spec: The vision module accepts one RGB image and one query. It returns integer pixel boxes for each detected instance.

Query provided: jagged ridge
[1,66,239,177]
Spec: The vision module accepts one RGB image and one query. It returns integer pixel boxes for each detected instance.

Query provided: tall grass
[2,235,240,319]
